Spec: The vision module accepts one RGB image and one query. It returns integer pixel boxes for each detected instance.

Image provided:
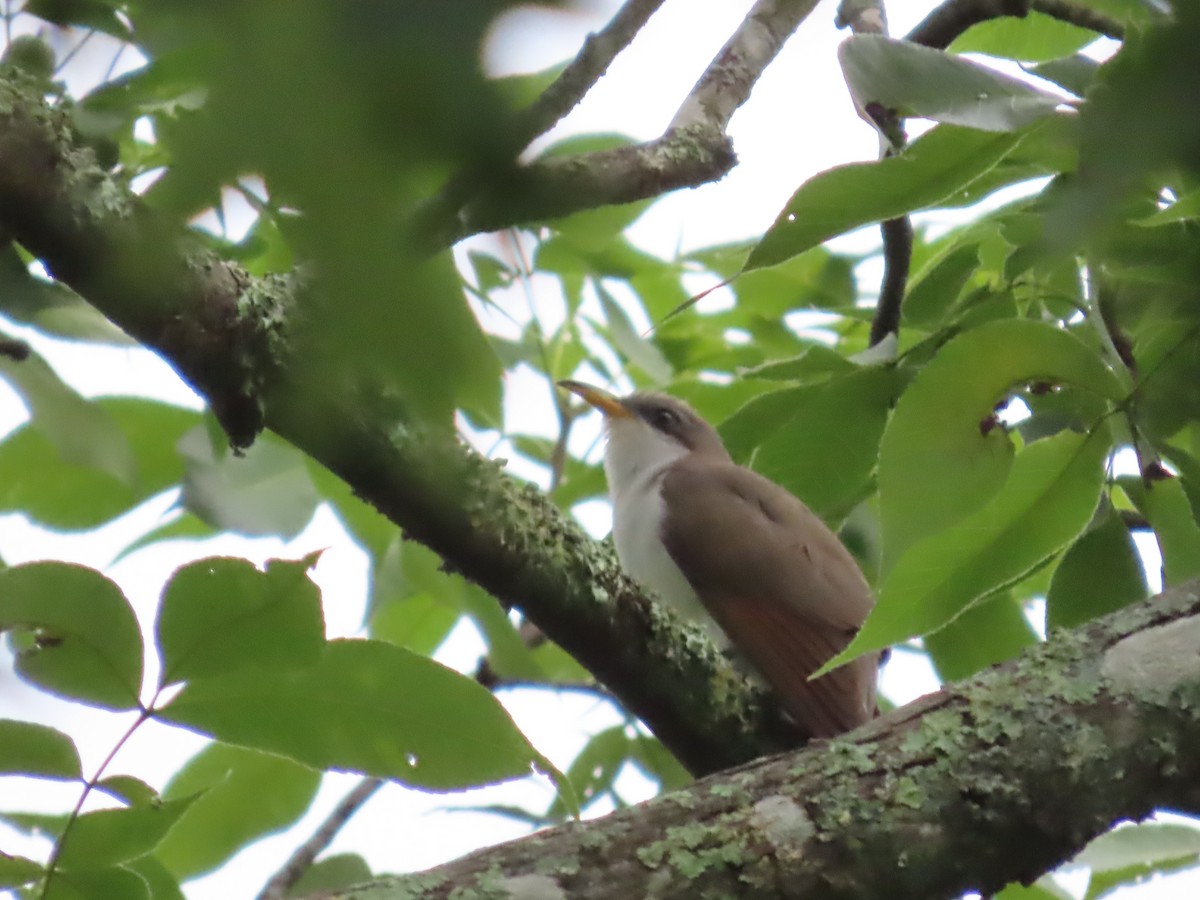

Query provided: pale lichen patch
[497,873,568,900]
[1102,614,1200,697]
[750,795,815,851]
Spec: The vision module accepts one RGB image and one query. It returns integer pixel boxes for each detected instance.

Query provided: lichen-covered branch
[0,69,796,776]
[456,125,736,239]
[340,578,1200,900]
[669,0,821,131]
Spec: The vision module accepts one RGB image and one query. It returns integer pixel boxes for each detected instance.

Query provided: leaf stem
[40,709,152,899]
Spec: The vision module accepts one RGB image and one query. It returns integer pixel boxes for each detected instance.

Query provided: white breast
[604,419,728,645]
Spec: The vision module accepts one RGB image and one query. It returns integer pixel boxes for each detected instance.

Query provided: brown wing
[660,457,880,738]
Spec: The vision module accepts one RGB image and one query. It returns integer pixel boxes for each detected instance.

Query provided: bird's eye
[650,407,679,430]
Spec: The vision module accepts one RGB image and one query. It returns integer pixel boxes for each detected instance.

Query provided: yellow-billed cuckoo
[559,380,880,738]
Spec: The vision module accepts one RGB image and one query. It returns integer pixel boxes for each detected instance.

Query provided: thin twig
[871,216,912,346]
[52,27,95,76]
[516,0,669,145]
[433,0,824,245]
[867,0,1125,342]
[835,0,888,35]
[416,0,668,246]
[41,711,151,899]
[1032,0,1124,40]
[256,777,385,900]
[837,2,913,348]
[908,0,1125,48]
[907,0,1032,50]
[0,335,30,360]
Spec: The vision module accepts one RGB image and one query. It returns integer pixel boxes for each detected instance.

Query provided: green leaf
[751,366,901,521]
[1079,820,1200,898]
[546,726,630,821]
[1074,823,1200,873]
[155,639,543,790]
[95,776,159,808]
[114,512,216,563]
[0,428,131,530]
[709,245,857,316]
[0,810,69,840]
[42,866,149,900]
[56,796,199,869]
[125,856,185,900]
[839,36,1065,131]
[1025,54,1101,98]
[1046,504,1148,630]
[25,0,130,37]
[597,283,671,385]
[737,345,856,384]
[996,880,1074,900]
[903,243,982,328]
[1133,477,1200,586]
[0,345,135,483]
[950,11,1097,63]
[923,591,1038,681]
[287,853,373,896]
[156,555,325,687]
[878,320,1123,569]
[1137,189,1200,227]
[0,852,43,889]
[103,398,202,497]
[0,397,199,531]
[0,719,82,780]
[0,245,134,344]
[179,427,320,537]
[306,458,394,560]
[392,540,541,681]
[369,593,461,657]
[333,250,503,427]
[829,428,1109,670]
[746,124,1032,271]
[628,734,691,792]
[156,743,321,879]
[0,563,143,710]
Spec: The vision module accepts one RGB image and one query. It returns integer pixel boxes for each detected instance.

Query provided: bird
[559,380,881,739]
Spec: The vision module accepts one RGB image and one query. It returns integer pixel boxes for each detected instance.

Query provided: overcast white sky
[0,2,1194,898]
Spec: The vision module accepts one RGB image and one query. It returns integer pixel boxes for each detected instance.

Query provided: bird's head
[558,381,729,494]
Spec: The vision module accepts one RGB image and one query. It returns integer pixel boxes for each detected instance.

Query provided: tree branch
[906,0,1032,50]
[257,777,384,900]
[850,0,1125,347]
[437,0,823,244]
[0,70,797,777]
[0,334,30,360]
[836,2,912,348]
[668,0,821,132]
[418,0,669,243]
[871,215,912,346]
[1032,0,1124,40]
[906,0,1125,49]
[338,577,1200,899]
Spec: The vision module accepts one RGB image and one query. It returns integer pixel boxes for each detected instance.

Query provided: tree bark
[0,70,795,776]
[339,577,1200,899]
[3,64,1199,900]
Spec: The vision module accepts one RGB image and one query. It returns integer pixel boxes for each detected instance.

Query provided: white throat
[604,419,725,642]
